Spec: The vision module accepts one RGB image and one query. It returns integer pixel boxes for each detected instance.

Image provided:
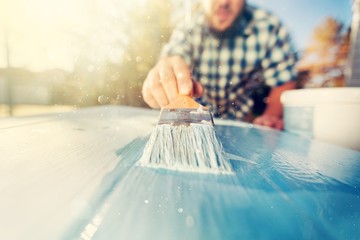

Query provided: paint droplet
[186,215,195,227]
[177,208,184,213]
[144,200,149,204]
[136,56,142,62]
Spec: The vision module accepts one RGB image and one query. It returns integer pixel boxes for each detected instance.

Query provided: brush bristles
[138,124,233,174]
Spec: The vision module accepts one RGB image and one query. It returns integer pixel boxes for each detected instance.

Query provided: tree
[296,17,349,87]
[57,0,173,107]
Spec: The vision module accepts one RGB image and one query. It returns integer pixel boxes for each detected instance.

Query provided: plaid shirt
[161,5,297,120]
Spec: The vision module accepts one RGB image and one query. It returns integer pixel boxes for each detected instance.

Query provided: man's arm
[253,18,298,129]
[142,20,200,108]
[253,81,295,129]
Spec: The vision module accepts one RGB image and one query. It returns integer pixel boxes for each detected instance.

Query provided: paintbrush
[138,95,233,174]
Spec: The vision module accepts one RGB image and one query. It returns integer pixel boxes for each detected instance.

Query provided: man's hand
[142,56,203,108]
[252,81,295,130]
[253,114,283,130]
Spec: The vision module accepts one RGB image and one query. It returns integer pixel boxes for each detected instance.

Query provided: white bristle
[137,124,233,174]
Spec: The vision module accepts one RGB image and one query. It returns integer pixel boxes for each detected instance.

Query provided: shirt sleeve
[161,22,194,67]
[261,23,298,87]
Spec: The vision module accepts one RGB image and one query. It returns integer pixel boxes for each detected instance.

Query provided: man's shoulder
[246,5,283,28]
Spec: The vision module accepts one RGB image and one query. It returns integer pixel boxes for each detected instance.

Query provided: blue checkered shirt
[161,5,297,120]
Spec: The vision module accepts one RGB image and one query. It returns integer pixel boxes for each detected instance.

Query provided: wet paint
[63,124,360,240]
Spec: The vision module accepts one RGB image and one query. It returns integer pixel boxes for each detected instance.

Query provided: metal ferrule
[157,108,214,126]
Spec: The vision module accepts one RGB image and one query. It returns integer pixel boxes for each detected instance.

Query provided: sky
[249,0,353,50]
[0,0,354,72]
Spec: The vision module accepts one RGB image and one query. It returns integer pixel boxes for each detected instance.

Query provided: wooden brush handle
[163,95,204,109]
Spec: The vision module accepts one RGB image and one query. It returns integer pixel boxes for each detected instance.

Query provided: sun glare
[0,0,147,72]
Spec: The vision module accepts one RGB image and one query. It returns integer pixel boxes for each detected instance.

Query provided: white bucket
[281,87,360,151]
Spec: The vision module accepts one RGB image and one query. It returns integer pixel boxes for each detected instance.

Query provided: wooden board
[0,106,359,239]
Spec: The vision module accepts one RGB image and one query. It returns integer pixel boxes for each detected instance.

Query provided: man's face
[203,0,245,32]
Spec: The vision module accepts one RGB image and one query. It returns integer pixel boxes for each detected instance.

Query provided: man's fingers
[142,76,160,108]
[275,119,284,130]
[142,91,160,108]
[150,86,169,107]
[142,69,168,108]
[253,115,283,130]
[159,65,178,102]
[142,56,195,109]
[253,117,262,125]
[170,57,193,96]
[193,81,204,98]
[149,71,170,107]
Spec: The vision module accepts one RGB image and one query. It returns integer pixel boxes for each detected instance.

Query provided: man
[142,0,297,129]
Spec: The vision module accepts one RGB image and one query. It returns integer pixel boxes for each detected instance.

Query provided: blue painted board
[1,106,358,239]
[63,120,360,240]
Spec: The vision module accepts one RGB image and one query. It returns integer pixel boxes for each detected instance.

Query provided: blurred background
[0,0,356,117]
